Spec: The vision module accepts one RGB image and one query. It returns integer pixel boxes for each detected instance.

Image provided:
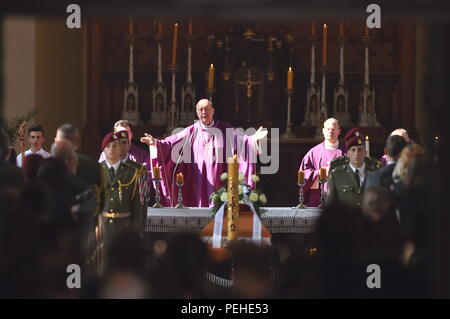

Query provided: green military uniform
[101,160,146,245]
[327,155,381,208]
[326,127,382,208]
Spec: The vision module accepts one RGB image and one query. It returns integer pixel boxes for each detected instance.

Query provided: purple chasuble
[149,120,259,207]
[299,141,346,207]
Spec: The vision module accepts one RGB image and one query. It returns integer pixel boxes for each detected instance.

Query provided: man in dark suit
[55,124,101,187]
[55,124,103,210]
[364,135,406,191]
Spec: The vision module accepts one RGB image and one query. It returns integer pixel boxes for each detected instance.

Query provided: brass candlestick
[318,178,327,208]
[152,178,163,208]
[296,182,307,209]
[175,182,185,208]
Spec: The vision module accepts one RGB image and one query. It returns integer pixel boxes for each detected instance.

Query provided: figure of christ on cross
[141,99,268,207]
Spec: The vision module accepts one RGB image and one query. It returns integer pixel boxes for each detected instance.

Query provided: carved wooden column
[82,18,103,158]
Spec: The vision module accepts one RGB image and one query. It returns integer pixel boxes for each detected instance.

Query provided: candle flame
[323,24,327,28]
[366,136,369,140]
[210,64,213,68]
[289,66,292,71]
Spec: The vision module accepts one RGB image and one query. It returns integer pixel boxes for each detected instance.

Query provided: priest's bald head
[390,128,410,142]
[322,118,341,144]
[196,99,215,126]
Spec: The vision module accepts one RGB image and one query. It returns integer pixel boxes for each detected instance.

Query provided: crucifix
[238,70,262,122]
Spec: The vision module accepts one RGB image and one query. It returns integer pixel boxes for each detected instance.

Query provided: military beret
[116,129,129,140]
[344,127,365,150]
[101,131,119,150]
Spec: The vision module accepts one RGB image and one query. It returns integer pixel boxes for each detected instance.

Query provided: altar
[146,207,322,234]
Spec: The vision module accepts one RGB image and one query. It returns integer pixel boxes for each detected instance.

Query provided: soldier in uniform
[116,129,150,205]
[326,128,381,209]
[100,132,146,247]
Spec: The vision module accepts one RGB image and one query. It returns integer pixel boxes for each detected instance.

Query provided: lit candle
[227,155,239,241]
[189,19,193,36]
[319,167,327,180]
[208,64,215,89]
[365,136,370,157]
[171,23,179,66]
[339,21,344,37]
[322,24,328,67]
[298,170,305,184]
[153,166,161,179]
[311,21,316,36]
[158,20,162,35]
[176,173,184,184]
[129,18,134,35]
[287,67,293,90]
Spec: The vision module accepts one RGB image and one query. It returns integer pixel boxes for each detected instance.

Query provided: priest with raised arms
[140,99,268,207]
[298,118,346,207]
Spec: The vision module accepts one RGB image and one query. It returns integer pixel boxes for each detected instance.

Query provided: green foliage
[210,173,267,215]
[0,109,38,145]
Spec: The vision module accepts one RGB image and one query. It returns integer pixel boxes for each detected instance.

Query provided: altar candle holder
[318,178,327,208]
[296,182,307,209]
[207,87,216,104]
[175,182,186,208]
[152,178,163,208]
[281,88,296,139]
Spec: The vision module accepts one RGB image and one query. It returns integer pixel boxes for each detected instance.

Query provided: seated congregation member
[365,135,406,191]
[100,132,146,247]
[326,128,381,209]
[299,118,346,207]
[16,124,51,167]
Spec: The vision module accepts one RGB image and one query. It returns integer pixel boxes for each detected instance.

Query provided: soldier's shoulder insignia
[331,164,347,174]
[365,157,381,170]
[329,156,349,171]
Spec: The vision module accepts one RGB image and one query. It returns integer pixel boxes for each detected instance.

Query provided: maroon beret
[344,127,365,150]
[115,129,129,140]
[101,131,119,150]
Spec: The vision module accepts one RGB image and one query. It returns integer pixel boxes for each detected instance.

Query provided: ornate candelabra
[152,178,163,208]
[175,181,185,208]
[207,87,216,104]
[281,89,296,139]
[315,67,328,139]
[167,65,178,134]
[296,182,307,209]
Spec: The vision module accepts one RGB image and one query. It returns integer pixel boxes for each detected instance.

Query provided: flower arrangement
[210,172,267,215]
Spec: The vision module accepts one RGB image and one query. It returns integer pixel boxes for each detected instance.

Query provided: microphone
[170,122,196,206]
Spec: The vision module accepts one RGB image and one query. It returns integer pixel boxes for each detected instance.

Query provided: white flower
[238,185,243,194]
[259,194,267,204]
[251,175,260,183]
[239,173,244,182]
[212,194,219,202]
[220,192,228,202]
[220,173,228,181]
[249,192,258,202]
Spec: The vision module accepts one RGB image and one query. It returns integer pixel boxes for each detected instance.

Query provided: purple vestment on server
[299,141,346,207]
